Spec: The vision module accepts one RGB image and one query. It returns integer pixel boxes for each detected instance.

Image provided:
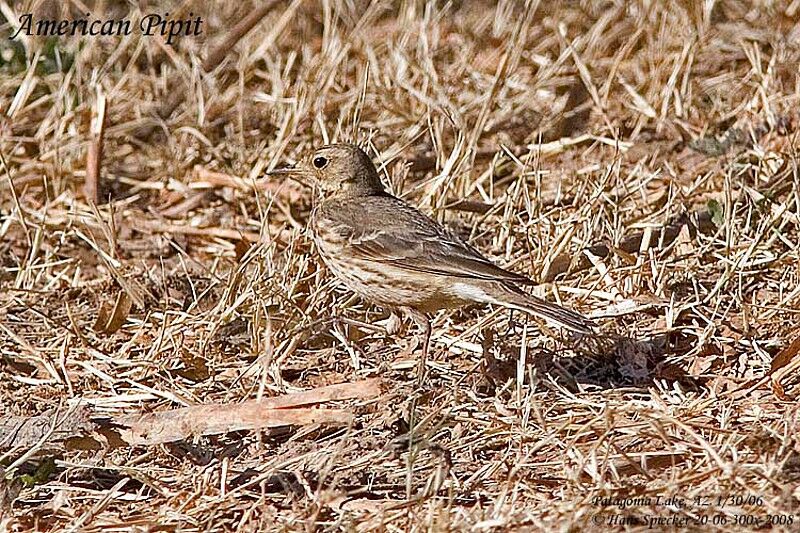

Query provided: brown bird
[271,143,595,373]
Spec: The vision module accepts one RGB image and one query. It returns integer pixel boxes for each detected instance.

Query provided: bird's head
[270,143,385,199]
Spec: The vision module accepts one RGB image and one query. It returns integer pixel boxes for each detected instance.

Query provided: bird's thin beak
[267,165,310,186]
[267,166,297,177]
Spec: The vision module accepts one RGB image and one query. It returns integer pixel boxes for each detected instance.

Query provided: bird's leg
[401,307,431,385]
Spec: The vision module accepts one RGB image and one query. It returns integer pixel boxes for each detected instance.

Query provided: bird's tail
[486,284,596,335]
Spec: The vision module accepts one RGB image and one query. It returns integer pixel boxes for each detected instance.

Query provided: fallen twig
[83,83,107,203]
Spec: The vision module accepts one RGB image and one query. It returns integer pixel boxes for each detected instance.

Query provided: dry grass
[2,0,800,530]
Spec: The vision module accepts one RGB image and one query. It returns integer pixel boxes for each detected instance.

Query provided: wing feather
[339,198,535,285]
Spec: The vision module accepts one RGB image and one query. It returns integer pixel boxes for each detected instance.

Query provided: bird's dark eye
[313,156,328,169]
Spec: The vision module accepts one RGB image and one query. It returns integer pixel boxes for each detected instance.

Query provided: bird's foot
[398,335,419,357]
[384,312,404,336]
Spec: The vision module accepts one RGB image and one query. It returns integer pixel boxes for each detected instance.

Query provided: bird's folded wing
[348,228,535,285]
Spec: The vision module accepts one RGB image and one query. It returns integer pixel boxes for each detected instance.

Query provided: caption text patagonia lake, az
[9,13,203,44]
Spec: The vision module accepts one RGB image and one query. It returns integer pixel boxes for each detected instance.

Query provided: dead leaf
[120,407,353,446]
[770,336,800,374]
[116,379,382,445]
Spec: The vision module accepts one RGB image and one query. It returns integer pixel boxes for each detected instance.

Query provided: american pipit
[272,144,595,373]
